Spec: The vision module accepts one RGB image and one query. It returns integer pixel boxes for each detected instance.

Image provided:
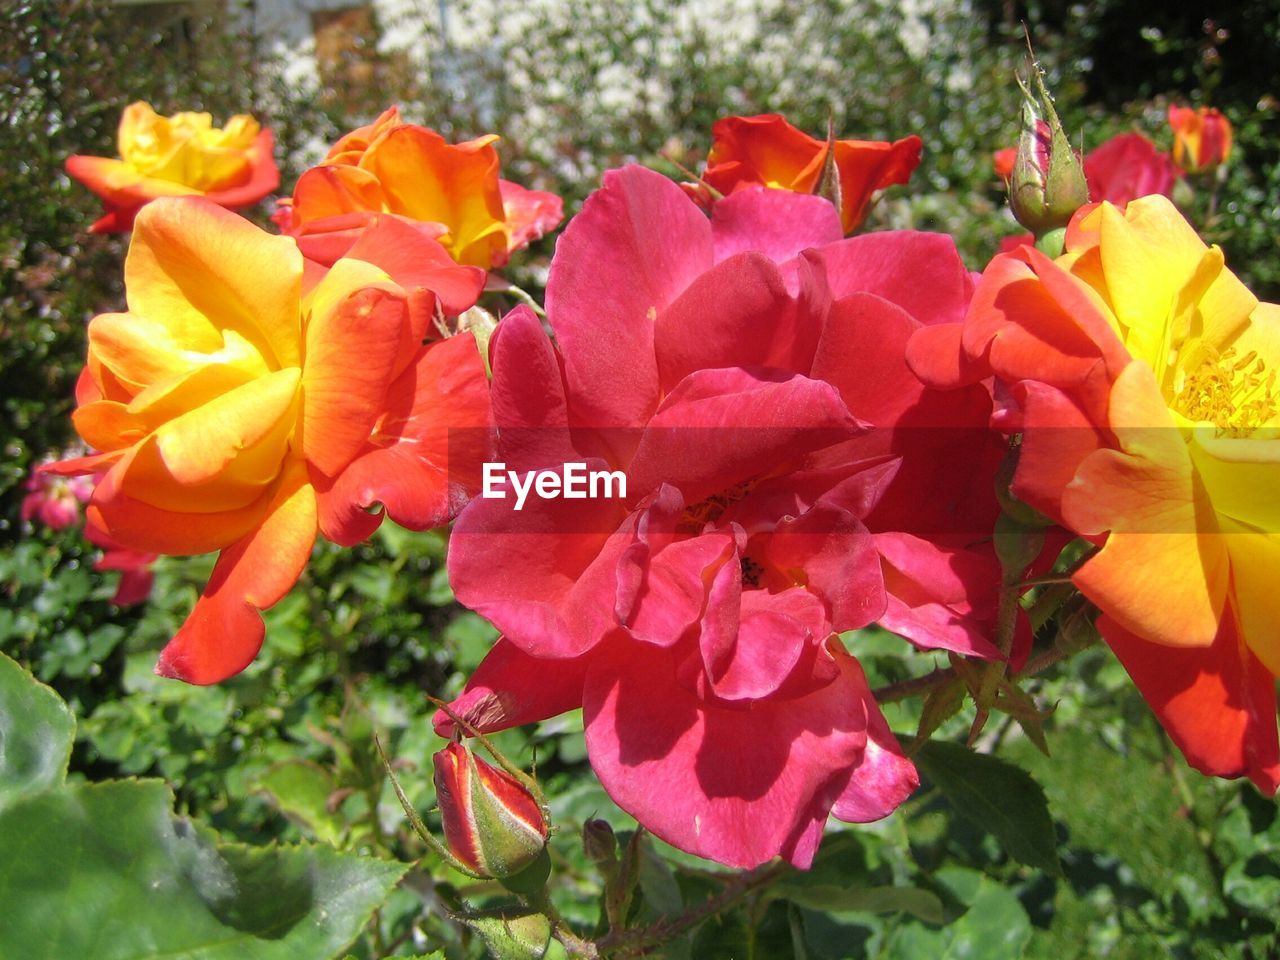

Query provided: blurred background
[3,2,1279,957]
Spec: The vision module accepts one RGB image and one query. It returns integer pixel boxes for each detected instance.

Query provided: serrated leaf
[914,740,1061,875]
[911,676,966,753]
[0,650,74,811]
[0,779,407,959]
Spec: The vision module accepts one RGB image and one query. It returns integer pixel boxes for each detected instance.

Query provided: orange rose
[274,106,563,270]
[1168,105,1233,174]
[698,114,922,233]
[45,198,490,684]
[910,196,1280,791]
[66,101,279,233]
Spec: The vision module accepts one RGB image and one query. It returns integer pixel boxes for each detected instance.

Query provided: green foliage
[0,652,406,959]
[914,739,1062,876]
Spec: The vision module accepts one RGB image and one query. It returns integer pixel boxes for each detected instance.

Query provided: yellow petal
[302,256,396,327]
[126,198,303,370]
[119,368,301,514]
[1222,524,1280,675]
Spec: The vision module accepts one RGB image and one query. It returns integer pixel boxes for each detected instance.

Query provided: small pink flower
[21,470,92,531]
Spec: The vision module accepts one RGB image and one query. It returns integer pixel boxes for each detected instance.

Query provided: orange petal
[65,155,200,204]
[88,312,271,394]
[154,463,318,684]
[1064,362,1228,646]
[704,114,825,194]
[313,331,491,544]
[300,286,407,476]
[831,134,921,232]
[88,453,278,556]
[360,126,507,268]
[1101,614,1278,793]
[73,400,149,453]
[343,215,487,316]
[289,163,387,225]
[135,367,300,488]
[1220,525,1280,677]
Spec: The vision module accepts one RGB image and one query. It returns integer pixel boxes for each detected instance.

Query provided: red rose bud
[432,741,549,880]
[1168,105,1232,174]
[1008,69,1088,235]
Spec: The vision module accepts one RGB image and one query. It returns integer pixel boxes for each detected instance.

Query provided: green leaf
[782,885,946,925]
[0,779,407,959]
[880,867,1031,960]
[914,740,1061,875]
[636,832,683,917]
[255,759,345,845]
[0,650,74,811]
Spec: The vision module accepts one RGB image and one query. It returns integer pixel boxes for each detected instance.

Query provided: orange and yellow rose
[695,113,922,233]
[1168,105,1233,174]
[909,195,1279,791]
[46,197,491,684]
[66,101,279,233]
[274,106,563,270]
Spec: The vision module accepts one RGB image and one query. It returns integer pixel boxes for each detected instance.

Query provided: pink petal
[545,165,714,428]
[709,186,842,264]
[582,638,893,868]
[625,368,860,504]
[433,637,591,738]
[499,179,565,253]
[654,252,824,392]
[449,490,633,658]
[810,231,973,328]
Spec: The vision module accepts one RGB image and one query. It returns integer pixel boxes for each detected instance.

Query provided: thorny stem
[523,888,600,959]
[873,667,956,704]
[595,862,791,957]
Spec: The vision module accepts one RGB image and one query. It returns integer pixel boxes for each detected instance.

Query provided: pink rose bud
[432,741,548,881]
[1009,69,1089,235]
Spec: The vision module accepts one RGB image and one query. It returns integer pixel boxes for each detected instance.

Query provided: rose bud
[432,741,549,882]
[582,818,618,867]
[1008,70,1088,236]
[1168,105,1233,174]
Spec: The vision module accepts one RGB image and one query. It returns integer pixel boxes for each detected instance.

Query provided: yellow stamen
[1175,346,1277,437]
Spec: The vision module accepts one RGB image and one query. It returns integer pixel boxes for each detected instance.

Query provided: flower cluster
[49,96,1277,873]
